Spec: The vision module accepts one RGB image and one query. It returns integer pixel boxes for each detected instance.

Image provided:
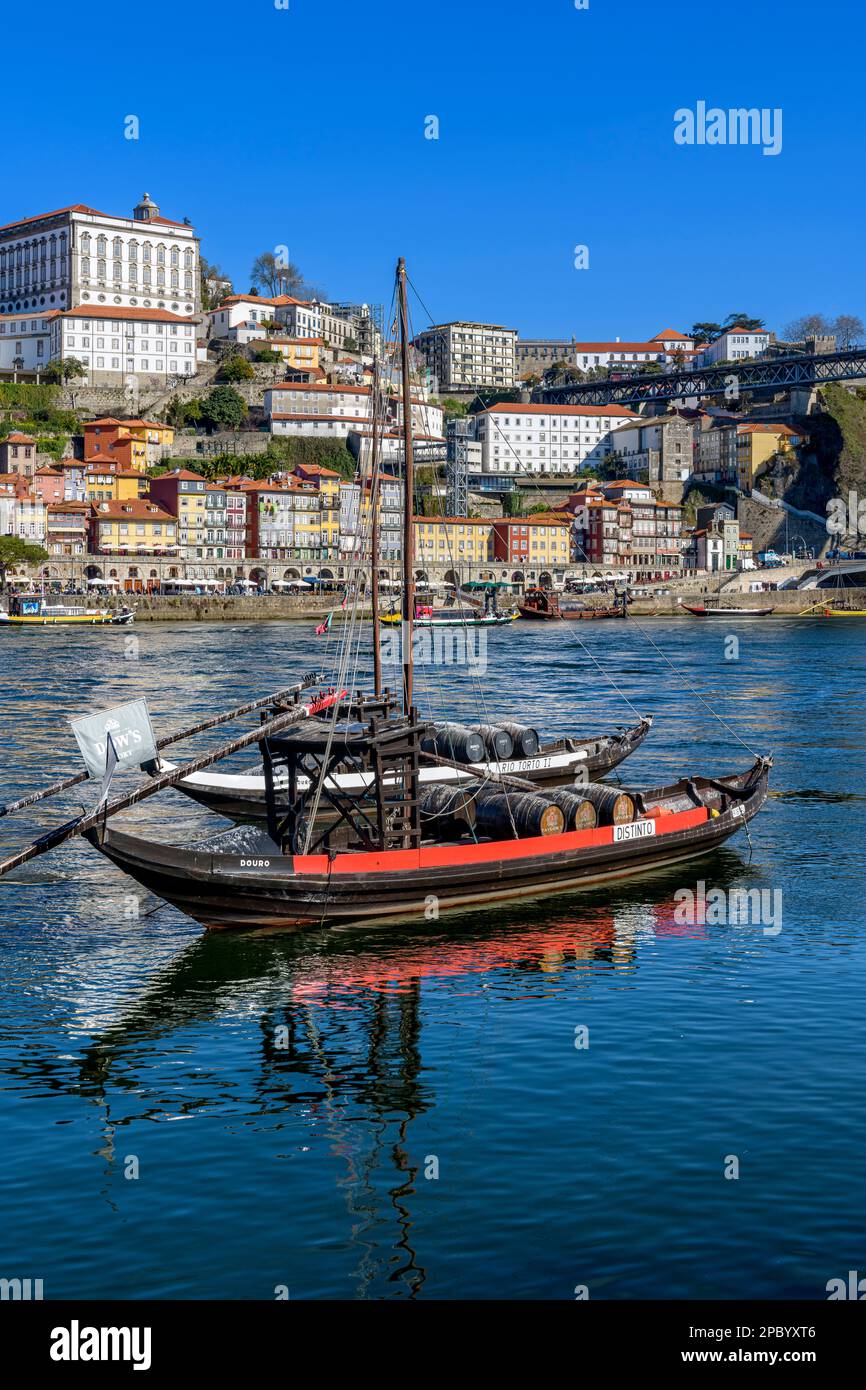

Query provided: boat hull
[87,760,769,932]
[681,605,774,618]
[166,718,653,822]
[0,610,134,626]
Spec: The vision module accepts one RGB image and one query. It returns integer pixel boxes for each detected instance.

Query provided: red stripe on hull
[292,806,709,875]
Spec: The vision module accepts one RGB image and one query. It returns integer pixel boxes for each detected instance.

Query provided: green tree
[690,322,721,344]
[218,355,255,382]
[0,537,49,590]
[251,348,283,364]
[200,386,248,433]
[43,357,87,384]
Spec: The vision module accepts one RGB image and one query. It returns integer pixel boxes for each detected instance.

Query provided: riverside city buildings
[473,402,638,475]
[515,329,696,376]
[413,322,518,392]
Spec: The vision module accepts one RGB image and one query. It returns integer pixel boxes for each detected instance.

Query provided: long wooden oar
[0,687,347,880]
[0,675,319,819]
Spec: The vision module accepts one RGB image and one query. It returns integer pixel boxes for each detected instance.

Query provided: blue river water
[0,614,864,1300]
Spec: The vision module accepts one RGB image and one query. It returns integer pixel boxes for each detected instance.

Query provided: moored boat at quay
[0,594,134,627]
[159,713,653,822]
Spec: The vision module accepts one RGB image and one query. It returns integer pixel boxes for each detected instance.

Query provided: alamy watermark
[674,880,782,935]
[674,102,782,157]
[381,625,488,674]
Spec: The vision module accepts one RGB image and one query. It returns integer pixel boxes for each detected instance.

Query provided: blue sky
[4,0,864,340]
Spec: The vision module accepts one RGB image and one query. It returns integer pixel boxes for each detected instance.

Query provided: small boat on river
[0,595,134,627]
[518,586,626,621]
[681,603,774,618]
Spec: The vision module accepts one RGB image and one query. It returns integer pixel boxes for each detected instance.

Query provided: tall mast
[370,359,383,697]
[397,257,415,715]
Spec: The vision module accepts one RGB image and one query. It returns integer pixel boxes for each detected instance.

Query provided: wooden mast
[397,257,415,715]
[370,358,383,697]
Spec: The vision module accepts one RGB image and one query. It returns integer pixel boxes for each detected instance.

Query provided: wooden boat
[380,609,517,628]
[160,714,653,822]
[0,258,772,938]
[518,587,626,621]
[85,748,772,931]
[0,596,134,627]
[681,604,774,618]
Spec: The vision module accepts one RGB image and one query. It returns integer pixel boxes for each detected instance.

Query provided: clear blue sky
[5,0,864,340]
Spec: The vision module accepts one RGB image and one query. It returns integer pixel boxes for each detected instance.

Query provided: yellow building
[257,337,323,370]
[84,418,175,471]
[736,423,805,491]
[84,457,148,502]
[293,464,341,559]
[413,516,493,565]
[91,499,178,556]
[148,469,208,556]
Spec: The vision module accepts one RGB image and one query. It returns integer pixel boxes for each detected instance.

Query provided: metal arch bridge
[533,347,866,410]
[797,559,866,589]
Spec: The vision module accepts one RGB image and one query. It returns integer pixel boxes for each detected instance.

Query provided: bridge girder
[534,349,866,409]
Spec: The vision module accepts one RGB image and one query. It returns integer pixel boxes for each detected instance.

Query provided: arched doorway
[539,571,553,589]
[511,570,525,584]
[250,567,267,589]
[283,568,301,581]
[85,565,103,579]
[444,568,459,587]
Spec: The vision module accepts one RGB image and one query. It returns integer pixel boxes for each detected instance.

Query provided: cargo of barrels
[580,782,635,825]
[472,788,565,839]
[496,721,540,758]
[540,788,599,831]
[421,722,486,765]
[419,784,477,839]
[467,723,514,761]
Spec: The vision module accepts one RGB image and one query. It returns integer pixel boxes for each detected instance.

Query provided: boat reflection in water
[65,858,747,1298]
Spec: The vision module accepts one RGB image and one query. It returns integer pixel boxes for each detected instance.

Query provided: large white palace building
[0,193,200,320]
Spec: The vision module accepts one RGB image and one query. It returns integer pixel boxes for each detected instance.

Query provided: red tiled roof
[0,203,192,233]
[91,500,175,521]
[62,305,194,323]
[481,403,637,418]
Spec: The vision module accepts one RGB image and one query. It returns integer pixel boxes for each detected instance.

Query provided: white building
[265,383,443,441]
[473,403,638,475]
[699,326,770,365]
[414,321,518,392]
[207,294,285,338]
[0,193,199,320]
[48,305,197,386]
[516,328,696,376]
[0,312,52,373]
[0,481,46,543]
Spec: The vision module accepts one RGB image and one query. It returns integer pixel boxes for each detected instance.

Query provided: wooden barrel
[468,723,514,761]
[582,782,635,825]
[420,783,477,835]
[473,789,565,839]
[422,722,486,765]
[540,788,598,831]
[496,721,540,758]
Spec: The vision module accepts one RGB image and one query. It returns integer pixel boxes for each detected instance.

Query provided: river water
[0,615,864,1300]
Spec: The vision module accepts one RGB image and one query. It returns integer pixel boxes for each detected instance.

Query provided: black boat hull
[87,760,770,933]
